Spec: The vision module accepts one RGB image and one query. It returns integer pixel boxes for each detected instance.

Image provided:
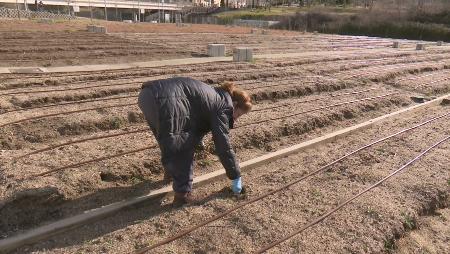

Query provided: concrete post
[233,48,253,62]
[416,43,426,50]
[207,44,225,57]
[88,25,107,33]
[87,24,96,32]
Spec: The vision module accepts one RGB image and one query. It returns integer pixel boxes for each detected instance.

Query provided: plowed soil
[0,21,449,253]
[0,19,418,67]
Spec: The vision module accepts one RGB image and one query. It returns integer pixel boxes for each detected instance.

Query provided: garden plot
[0,22,449,253]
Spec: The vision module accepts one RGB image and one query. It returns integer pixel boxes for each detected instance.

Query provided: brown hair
[219,81,252,112]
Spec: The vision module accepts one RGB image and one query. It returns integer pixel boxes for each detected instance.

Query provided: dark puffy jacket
[141,77,240,180]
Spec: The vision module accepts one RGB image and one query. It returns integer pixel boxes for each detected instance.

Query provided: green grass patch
[384,238,396,253]
[215,7,302,18]
[401,212,417,230]
[214,7,304,23]
[337,21,450,42]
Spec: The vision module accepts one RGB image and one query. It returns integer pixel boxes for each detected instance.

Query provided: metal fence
[0,7,77,20]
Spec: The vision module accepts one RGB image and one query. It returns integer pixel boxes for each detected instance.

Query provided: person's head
[219,81,252,120]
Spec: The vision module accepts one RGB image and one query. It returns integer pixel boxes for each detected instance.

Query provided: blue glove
[231,177,242,194]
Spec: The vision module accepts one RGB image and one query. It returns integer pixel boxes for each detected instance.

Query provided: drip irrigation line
[251,87,377,113]
[395,70,450,83]
[426,77,450,85]
[325,58,442,80]
[412,77,450,90]
[1,72,97,81]
[237,75,326,87]
[256,134,450,253]
[0,94,138,115]
[246,80,316,91]
[15,128,149,160]
[0,81,139,96]
[236,93,398,129]
[1,72,157,89]
[0,102,137,129]
[342,59,449,79]
[133,111,450,254]
[27,145,157,179]
[329,87,377,97]
[252,98,322,113]
[343,63,425,80]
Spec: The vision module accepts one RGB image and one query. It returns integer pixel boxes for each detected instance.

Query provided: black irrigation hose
[0,81,139,96]
[26,145,158,179]
[256,134,450,253]
[15,128,149,160]
[0,94,138,115]
[0,102,137,129]
[133,112,450,254]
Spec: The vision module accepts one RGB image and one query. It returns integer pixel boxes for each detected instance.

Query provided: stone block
[96,26,107,33]
[393,41,400,48]
[437,41,443,46]
[38,18,54,24]
[233,47,253,62]
[87,25,107,34]
[87,25,96,32]
[207,44,225,57]
[416,43,426,50]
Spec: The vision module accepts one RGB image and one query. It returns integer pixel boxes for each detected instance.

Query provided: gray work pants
[138,88,194,193]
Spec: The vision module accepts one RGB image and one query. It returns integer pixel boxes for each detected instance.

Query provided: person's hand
[231,177,242,194]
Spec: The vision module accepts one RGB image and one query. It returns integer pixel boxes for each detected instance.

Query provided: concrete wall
[233,19,279,28]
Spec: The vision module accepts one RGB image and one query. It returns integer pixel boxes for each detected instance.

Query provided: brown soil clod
[440,98,450,106]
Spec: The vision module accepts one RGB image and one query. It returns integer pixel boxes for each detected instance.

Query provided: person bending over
[138,77,252,206]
